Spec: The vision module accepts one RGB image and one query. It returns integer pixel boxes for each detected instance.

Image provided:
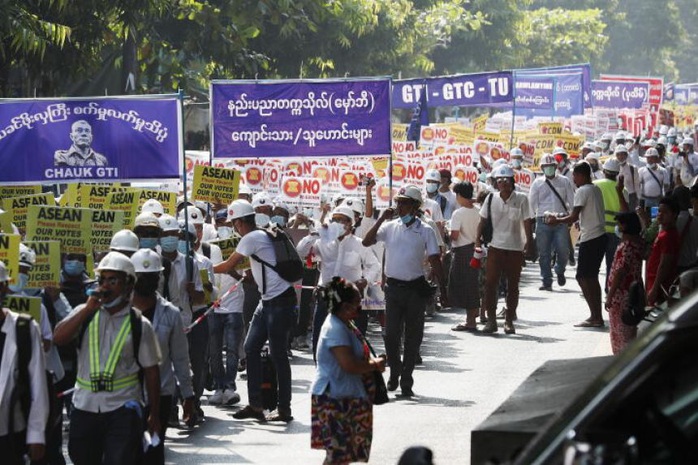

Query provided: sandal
[451,323,479,332]
[574,320,604,328]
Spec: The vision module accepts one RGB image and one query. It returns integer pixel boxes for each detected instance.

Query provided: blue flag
[406,83,428,147]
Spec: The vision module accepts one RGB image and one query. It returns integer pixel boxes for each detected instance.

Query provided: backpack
[250,226,304,292]
[480,194,494,245]
[12,314,61,436]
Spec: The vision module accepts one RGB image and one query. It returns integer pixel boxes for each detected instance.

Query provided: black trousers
[68,406,142,465]
[143,395,173,465]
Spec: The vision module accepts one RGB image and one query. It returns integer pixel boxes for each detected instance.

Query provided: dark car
[512,291,698,465]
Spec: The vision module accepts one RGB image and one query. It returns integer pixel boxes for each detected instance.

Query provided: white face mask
[255,213,270,227]
[511,159,522,169]
[543,166,556,177]
[327,222,345,241]
[648,163,657,169]
[426,183,439,194]
[217,226,233,239]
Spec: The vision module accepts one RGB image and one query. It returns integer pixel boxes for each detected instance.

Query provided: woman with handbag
[605,212,644,354]
[310,277,386,465]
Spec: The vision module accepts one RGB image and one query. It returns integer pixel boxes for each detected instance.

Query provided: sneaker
[222,390,241,406]
[232,405,266,421]
[557,274,566,286]
[208,389,224,405]
[539,285,553,291]
[266,409,293,422]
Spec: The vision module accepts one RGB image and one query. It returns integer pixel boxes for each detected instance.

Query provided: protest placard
[0,185,42,201]
[2,193,56,234]
[137,189,177,215]
[25,240,61,288]
[279,176,323,208]
[0,234,20,284]
[208,236,250,271]
[90,209,126,253]
[192,165,241,205]
[105,189,141,229]
[26,205,92,255]
[4,295,42,323]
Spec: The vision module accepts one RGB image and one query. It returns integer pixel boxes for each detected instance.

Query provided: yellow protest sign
[555,134,585,159]
[193,165,241,205]
[0,234,20,284]
[472,115,488,132]
[209,236,250,271]
[0,185,41,201]
[538,121,563,135]
[79,183,118,210]
[26,205,92,255]
[447,125,474,145]
[25,240,61,288]
[90,209,126,253]
[391,124,408,142]
[3,193,56,234]
[59,184,79,207]
[105,190,141,229]
[200,269,213,305]
[138,189,177,215]
[4,295,42,323]
[0,210,13,234]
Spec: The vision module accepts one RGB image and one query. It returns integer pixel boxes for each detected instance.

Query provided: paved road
[159,262,612,465]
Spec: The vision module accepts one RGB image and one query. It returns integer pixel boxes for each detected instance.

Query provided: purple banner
[591,80,649,109]
[514,76,555,109]
[515,63,592,108]
[211,79,391,159]
[675,84,698,105]
[0,96,182,184]
[514,73,584,118]
[392,71,513,108]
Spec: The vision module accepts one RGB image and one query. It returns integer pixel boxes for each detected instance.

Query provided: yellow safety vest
[594,179,621,234]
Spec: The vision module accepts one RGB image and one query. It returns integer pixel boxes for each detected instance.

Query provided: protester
[214,199,298,422]
[593,158,624,290]
[605,212,644,354]
[615,145,640,210]
[54,252,162,465]
[676,137,698,187]
[109,229,140,257]
[638,148,669,210]
[643,196,681,306]
[310,277,386,465]
[548,162,607,328]
[438,169,456,219]
[133,212,162,250]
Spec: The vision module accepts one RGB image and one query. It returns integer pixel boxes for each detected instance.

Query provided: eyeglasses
[97,276,122,286]
[496,177,510,183]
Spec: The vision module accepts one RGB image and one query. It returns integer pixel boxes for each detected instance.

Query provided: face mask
[177,240,190,255]
[426,183,438,194]
[648,163,657,169]
[139,237,159,250]
[64,260,85,277]
[668,137,677,145]
[255,213,270,227]
[303,207,315,218]
[217,226,233,240]
[400,214,414,225]
[614,225,623,239]
[543,166,556,177]
[327,222,345,241]
[270,215,287,227]
[102,295,125,309]
[9,273,29,293]
[160,236,179,253]
[511,159,522,169]
[134,273,160,297]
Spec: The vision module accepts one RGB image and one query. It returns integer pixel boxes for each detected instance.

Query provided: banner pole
[510,71,517,149]
[179,89,192,281]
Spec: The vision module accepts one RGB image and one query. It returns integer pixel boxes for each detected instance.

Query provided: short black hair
[659,195,680,216]
[453,181,474,199]
[673,185,691,211]
[690,184,698,200]
[573,161,591,178]
[615,212,641,236]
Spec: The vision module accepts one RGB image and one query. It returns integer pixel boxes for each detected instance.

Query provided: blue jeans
[244,288,297,411]
[535,218,569,287]
[209,312,244,391]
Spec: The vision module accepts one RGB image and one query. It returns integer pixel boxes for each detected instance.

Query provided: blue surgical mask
[177,240,190,255]
[160,236,179,253]
[139,237,159,250]
[64,260,85,277]
[9,273,29,293]
[400,214,414,225]
[615,225,623,239]
[255,213,270,227]
[511,159,522,169]
[543,166,556,177]
[270,215,287,227]
[102,295,125,309]
[303,207,315,218]
[426,183,438,194]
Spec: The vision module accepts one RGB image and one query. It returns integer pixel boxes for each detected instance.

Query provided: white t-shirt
[376,218,440,281]
[236,229,292,300]
[480,191,532,252]
[638,165,669,199]
[450,206,480,247]
[422,198,444,223]
[574,183,606,242]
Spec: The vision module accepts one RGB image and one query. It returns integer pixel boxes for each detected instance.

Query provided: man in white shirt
[476,165,533,335]
[548,162,607,328]
[615,145,641,210]
[676,137,698,187]
[0,261,49,465]
[297,206,381,357]
[214,200,298,423]
[363,185,447,397]
[529,154,575,291]
[638,147,669,210]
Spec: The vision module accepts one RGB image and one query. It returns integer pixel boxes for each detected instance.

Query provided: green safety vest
[594,179,621,234]
[76,311,138,392]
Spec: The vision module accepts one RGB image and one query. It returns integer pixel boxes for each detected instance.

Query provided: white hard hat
[644,147,660,159]
[510,147,524,158]
[178,219,197,237]
[395,184,423,205]
[251,192,272,209]
[0,260,8,282]
[425,169,441,182]
[682,137,694,147]
[331,206,355,225]
[581,141,595,151]
[141,198,164,215]
[330,193,346,206]
[110,229,140,253]
[227,199,255,221]
[134,212,161,229]
[614,145,629,155]
[603,158,620,172]
[492,158,508,168]
[585,152,600,161]
[601,132,613,141]
[341,197,364,215]
[641,138,657,148]
[19,243,36,268]
[494,165,515,178]
[657,136,668,146]
[131,248,164,273]
[614,131,626,141]
[158,214,179,232]
[238,182,252,196]
[179,205,204,225]
[668,127,677,137]
[540,154,557,166]
[552,147,568,157]
[659,125,669,135]
[96,251,136,279]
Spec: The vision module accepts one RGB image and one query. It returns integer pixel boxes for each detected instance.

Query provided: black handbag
[361,334,389,405]
[622,279,647,326]
[480,193,494,244]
